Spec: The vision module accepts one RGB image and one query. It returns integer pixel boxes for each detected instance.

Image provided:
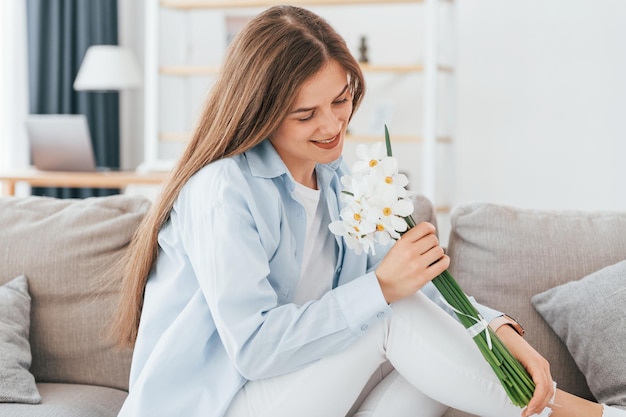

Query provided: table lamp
[73,45,142,176]
[74,45,142,91]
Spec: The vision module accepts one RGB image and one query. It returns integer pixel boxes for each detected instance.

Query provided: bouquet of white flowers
[329,126,536,408]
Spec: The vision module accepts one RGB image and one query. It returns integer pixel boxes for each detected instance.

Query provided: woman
[113,6,624,417]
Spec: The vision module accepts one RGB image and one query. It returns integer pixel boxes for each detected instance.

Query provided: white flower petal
[371,142,387,160]
[391,216,409,233]
[396,174,409,187]
[380,157,399,175]
[328,220,348,236]
[376,231,393,245]
[392,199,414,217]
[359,220,378,234]
[344,237,363,255]
[356,144,371,161]
[387,228,401,239]
[341,174,354,190]
[352,161,369,174]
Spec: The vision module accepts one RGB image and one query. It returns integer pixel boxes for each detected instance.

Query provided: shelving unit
[160,0,423,9]
[143,0,454,210]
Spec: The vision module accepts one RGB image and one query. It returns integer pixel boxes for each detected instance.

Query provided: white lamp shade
[73,45,142,91]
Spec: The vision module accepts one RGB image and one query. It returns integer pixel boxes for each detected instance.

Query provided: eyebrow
[290,84,350,114]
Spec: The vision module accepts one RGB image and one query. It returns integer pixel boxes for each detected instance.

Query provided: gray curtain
[26,0,119,198]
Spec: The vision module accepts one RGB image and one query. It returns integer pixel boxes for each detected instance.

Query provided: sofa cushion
[0,383,127,417]
[446,203,626,402]
[410,194,438,230]
[0,195,151,391]
[532,260,626,408]
[0,275,40,404]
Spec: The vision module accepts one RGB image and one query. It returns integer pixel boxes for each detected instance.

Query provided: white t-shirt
[291,182,337,304]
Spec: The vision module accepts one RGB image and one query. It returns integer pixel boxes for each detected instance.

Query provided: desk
[0,170,169,196]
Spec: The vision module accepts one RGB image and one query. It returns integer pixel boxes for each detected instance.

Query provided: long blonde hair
[112,5,365,347]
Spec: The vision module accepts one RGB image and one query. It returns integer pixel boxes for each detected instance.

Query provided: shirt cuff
[489,314,525,337]
[333,271,393,335]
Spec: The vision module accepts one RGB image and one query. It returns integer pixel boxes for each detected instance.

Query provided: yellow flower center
[383,207,392,216]
[385,176,393,184]
[353,213,361,221]
[369,159,378,168]
[376,224,385,231]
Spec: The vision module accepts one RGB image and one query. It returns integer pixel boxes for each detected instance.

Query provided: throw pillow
[531,260,626,408]
[0,274,41,403]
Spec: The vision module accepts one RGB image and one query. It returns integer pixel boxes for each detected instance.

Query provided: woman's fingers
[496,326,555,417]
[401,221,437,243]
[375,222,448,303]
[523,368,555,416]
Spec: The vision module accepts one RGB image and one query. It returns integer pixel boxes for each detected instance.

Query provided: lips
[311,133,340,150]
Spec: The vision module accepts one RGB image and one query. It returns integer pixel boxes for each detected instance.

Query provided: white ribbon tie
[439,296,493,350]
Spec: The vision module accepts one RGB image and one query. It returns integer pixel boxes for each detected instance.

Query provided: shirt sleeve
[175,163,389,380]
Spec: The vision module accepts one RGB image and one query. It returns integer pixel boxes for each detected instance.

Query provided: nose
[318,107,343,137]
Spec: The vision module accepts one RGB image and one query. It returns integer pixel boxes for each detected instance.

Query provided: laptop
[25,114,99,172]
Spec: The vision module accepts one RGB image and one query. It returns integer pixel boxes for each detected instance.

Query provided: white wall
[1,1,29,173]
[454,0,626,211]
[119,0,626,213]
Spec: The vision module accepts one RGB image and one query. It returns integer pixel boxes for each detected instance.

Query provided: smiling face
[269,59,353,188]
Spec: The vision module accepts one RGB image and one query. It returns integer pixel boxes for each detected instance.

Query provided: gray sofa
[1,194,624,416]
[0,195,149,417]
[444,203,626,416]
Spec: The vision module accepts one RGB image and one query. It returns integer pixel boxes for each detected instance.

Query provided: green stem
[387,131,534,408]
[406,216,535,407]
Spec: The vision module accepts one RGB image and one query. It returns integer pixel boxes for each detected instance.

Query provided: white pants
[225,291,526,417]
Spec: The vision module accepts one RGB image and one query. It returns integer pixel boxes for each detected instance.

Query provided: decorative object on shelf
[358,35,369,64]
[74,45,142,91]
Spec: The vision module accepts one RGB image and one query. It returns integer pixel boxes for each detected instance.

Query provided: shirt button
[377,312,385,319]
[360,324,368,331]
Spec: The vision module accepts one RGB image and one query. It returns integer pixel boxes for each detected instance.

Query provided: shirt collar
[245,139,343,190]
[246,140,287,179]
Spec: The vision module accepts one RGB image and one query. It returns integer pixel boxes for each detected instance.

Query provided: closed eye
[293,84,350,122]
[297,98,349,122]
[298,112,315,122]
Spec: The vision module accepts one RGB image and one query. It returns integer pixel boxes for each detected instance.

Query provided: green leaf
[384,124,392,157]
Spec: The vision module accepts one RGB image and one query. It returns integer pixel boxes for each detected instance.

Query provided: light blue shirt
[118,139,501,417]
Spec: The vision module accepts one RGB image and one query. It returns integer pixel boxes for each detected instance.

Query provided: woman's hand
[375,222,449,304]
[495,325,555,417]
